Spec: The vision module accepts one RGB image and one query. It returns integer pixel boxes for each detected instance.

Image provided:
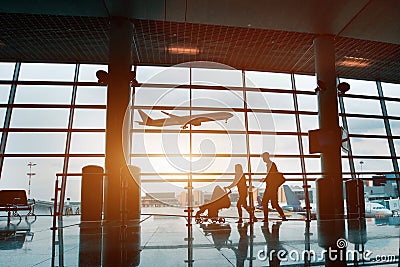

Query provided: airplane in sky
[136,109,233,129]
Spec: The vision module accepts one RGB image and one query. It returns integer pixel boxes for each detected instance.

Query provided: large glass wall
[0,62,399,203]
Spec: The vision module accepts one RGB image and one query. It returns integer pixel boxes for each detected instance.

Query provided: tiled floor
[0,211,399,266]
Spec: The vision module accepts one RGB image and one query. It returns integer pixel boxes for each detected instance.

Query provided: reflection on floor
[0,211,399,266]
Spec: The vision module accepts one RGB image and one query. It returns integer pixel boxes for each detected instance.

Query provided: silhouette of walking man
[225,164,257,223]
[261,152,287,221]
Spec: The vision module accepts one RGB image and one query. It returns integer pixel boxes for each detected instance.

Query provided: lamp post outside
[27,162,37,199]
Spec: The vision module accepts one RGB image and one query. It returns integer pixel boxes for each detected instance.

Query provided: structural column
[104,17,133,221]
[314,35,346,265]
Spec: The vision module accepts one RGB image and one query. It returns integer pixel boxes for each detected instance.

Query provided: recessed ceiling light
[167,46,200,55]
[337,56,371,67]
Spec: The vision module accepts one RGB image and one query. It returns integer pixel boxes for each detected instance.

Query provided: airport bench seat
[0,190,34,224]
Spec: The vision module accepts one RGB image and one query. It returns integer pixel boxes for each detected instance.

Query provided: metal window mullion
[242,70,254,211]
[376,80,400,196]
[291,73,306,178]
[0,62,21,177]
[59,63,79,214]
[291,73,311,222]
[337,78,356,178]
[128,65,138,166]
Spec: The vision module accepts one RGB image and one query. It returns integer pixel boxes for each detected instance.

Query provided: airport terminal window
[14,85,72,104]
[343,97,383,116]
[0,62,16,80]
[10,108,70,128]
[385,100,400,117]
[18,63,75,82]
[75,86,107,105]
[340,78,378,96]
[0,85,10,103]
[247,91,295,110]
[72,109,106,129]
[390,120,400,136]
[293,74,317,91]
[0,61,399,203]
[0,108,6,127]
[381,82,400,98]
[192,67,242,87]
[5,132,67,154]
[299,115,318,132]
[296,94,318,112]
[78,64,108,82]
[69,133,105,154]
[0,157,64,200]
[346,117,387,135]
[245,70,292,89]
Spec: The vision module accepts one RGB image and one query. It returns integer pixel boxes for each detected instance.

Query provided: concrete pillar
[81,165,104,221]
[314,35,346,265]
[104,17,133,221]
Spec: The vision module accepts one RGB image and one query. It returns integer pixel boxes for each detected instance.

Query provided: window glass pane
[346,117,386,135]
[78,64,107,82]
[342,158,351,173]
[136,66,189,84]
[14,85,72,104]
[350,137,390,156]
[385,100,400,117]
[305,158,321,174]
[193,133,246,155]
[245,71,291,89]
[70,133,105,154]
[394,140,400,157]
[300,115,318,132]
[352,158,393,174]
[273,135,299,155]
[390,120,400,136]
[381,82,400,98]
[135,87,189,107]
[132,132,189,154]
[19,63,75,81]
[73,109,106,129]
[247,91,294,110]
[0,108,5,126]
[131,157,189,174]
[0,157,64,202]
[0,85,10,103]
[297,94,318,112]
[249,113,296,132]
[192,68,242,87]
[192,89,243,108]
[76,86,107,105]
[10,108,70,128]
[343,98,382,115]
[67,157,105,173]
[294,74,316,91]
[339,78,378,96]
[0,62,15,80]
[6,133,66,153]
[252,157,301,175]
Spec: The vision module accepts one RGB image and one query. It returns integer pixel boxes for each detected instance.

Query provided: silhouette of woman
[225,164,257,223]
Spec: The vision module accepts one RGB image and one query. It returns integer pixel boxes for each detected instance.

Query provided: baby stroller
[195,185,231,223]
